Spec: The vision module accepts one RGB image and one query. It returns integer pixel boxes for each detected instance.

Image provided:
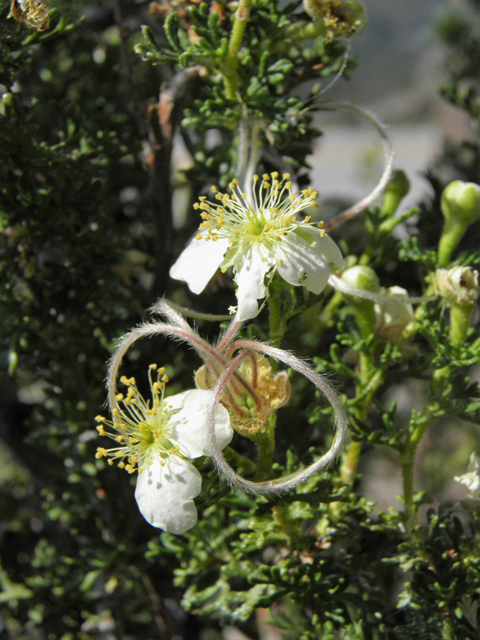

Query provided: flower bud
[341,266,379,339]
[341,265,380,293]
[441,181,480,227]
[381,170,410,218]
[2,92,14,115]
[438,181,480,266]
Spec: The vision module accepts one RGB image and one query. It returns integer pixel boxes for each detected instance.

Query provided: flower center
[193,172,324,249]
[95,365,181,474]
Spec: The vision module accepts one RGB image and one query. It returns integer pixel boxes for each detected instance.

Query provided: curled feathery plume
[207,340,347,495]
[315,103,394,232]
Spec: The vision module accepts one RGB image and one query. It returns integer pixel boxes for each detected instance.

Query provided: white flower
[455,452,480,496]
[374,285,415,344]
[170,173,343,321]
[96,365,232,534]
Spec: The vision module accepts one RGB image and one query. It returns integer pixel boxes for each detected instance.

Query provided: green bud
[381,170,410,218]
[341,266,379,339]
[341,265,380,293]
[438,180,480,266]
[2,92,14,115]
[441,180,480,226]
[8,350,18,376]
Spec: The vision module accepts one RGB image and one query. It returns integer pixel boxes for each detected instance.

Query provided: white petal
[306,228,344,270]
[276,234,331,295]
[234,248,272,321]
[135,457,202,534]
[168,389,233,458]
[169,233,230,294]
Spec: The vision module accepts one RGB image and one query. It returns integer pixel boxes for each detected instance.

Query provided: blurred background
[312,0,465,212]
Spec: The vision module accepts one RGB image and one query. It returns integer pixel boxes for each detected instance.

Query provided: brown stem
[148,69,201,296]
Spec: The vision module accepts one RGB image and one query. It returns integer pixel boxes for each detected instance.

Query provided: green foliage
[136,0,353,181]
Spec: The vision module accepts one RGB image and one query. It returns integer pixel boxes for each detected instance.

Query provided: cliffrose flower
[170,173,343,321]
[104,300,347,498]
[374,285,415,344]
[454,452,480,511]
[96,365,232,534]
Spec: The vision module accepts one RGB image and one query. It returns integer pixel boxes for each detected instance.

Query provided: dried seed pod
[9,0,49,31]
[434,266,480,306]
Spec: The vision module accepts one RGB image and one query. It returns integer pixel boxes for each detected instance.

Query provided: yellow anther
[196,234,203,240]
[278,259,284,266]
[116,393,124,401]
[118,461,125,469]
[221,267,227,273]
[96,425,106,436]
[283,173,291,179]
[215,194,222,200]
[253,174,259,181]
[95,415,106,422]
[108,459,114,466]
[271,171,279,178]
[285,181,292,189]
[320,229,326,237]
[318,220,324,228]
[211,186,217,193]
[304,216,311,223]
